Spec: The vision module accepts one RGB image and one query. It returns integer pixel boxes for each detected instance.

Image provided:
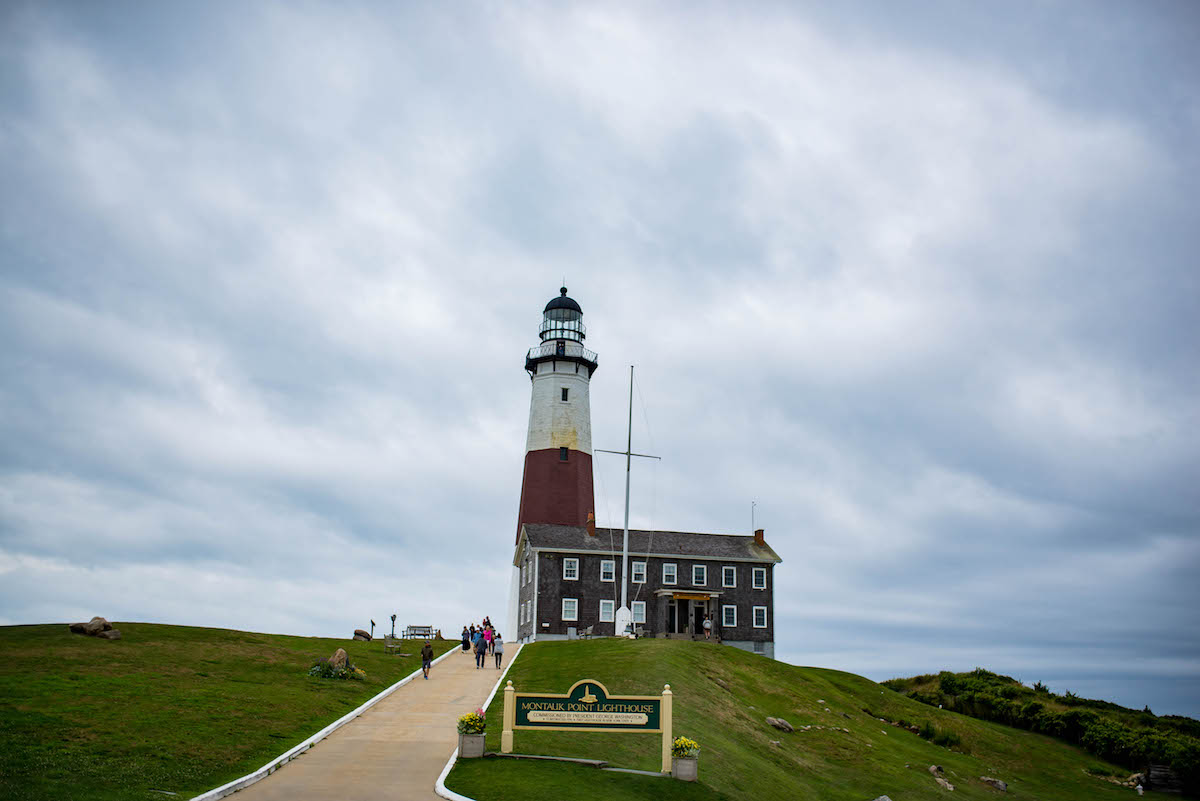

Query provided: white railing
[526,341,598,364]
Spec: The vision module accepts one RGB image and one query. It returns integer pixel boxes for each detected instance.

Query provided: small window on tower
[561,387,569,402]
[559,447,569,461]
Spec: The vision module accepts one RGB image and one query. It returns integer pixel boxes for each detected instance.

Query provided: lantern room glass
[539,308,586,343]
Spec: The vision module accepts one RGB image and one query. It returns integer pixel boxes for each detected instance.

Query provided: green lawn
[0,623,454,801]
[446,639,1143,801]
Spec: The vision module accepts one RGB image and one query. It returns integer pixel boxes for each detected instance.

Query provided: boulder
[330,648,348,670]
[97,629,122,640]
[84,617,112,636]
[69,622,88,634]
[929,765,944,776]
[352,630,371,641]
[766,717,794,732]
[980,777,1007,792]
[935,776,955,791]
[871,797,894,801]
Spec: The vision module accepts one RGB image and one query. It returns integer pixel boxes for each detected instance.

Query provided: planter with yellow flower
[457,709,487,758]
[671,736,700,781]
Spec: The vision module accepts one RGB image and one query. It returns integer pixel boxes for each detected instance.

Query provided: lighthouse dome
[544,287,582,314]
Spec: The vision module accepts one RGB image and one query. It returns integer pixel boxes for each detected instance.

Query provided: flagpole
[621,365,633,617]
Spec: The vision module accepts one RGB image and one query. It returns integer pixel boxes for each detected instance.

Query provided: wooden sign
[501,679,675,772]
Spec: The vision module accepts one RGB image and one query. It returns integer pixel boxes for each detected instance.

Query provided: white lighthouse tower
[508,288,599,634]
[515,287,599,535]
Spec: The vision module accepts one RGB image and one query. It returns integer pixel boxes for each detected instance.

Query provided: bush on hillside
[887,669,1200,791]
[308,657,365,681]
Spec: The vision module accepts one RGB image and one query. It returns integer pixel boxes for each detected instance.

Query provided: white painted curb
[434,643,524,801]
[190,643,459,801]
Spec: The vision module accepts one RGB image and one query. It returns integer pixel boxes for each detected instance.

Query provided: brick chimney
[753,528,765,546]
[586,511,596,537]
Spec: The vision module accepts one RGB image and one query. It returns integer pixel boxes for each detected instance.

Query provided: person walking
[703,615,712,640]
[493,633,504,669]
[474,630,488,669]
[421,640,434,679]
[460,626,470,653]
[483,625,493,655]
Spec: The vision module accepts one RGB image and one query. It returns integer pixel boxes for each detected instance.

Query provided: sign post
[502,679,675,773]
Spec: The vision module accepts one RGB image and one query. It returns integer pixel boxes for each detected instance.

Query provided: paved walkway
[233,645,516,801]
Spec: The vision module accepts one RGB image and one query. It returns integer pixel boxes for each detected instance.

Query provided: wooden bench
[383,635,402,655]
[634,625,646,639]
[579,625,595,640]
[404,625,434,639]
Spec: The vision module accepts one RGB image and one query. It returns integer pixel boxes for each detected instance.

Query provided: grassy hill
[446,639,1157,801]
[0,622,455,801]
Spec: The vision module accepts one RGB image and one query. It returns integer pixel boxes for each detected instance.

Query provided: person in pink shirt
[483,626,493,654]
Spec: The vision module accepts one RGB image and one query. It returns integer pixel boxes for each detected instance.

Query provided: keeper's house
[513,524,781,658]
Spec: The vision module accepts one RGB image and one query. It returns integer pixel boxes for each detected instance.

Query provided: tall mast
[621,365,633,615]
[595,366,660,634]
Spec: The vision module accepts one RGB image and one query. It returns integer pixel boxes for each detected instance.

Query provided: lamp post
[390,614,397,638]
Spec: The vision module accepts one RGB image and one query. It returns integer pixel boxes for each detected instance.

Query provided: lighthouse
[508,289,781,650]
[515,287,599,538]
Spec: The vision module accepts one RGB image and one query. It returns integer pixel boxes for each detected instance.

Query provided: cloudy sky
[2,2,1198,717]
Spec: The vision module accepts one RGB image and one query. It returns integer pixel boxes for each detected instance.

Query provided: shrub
[308,657,365,681]
[933,731,962,749]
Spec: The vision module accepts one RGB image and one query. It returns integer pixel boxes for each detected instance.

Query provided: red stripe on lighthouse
[516,448,595,534]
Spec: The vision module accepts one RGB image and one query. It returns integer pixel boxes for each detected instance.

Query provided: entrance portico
[654,589,722,639]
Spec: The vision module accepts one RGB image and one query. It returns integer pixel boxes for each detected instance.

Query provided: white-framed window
[693,564,707,586]
[632,601,646,624]
[600,559,615,582]
[563,558,579,580]
[753,606,768,628]
[753,567,767,590]
[722,604,737,627]
[663,563,677,585]
[600,599,615,622]
[632,561,646,583]
[723,566,737,588]
[562,598,578,621]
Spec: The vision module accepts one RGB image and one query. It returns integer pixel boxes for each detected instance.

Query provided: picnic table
[404,625,435,639]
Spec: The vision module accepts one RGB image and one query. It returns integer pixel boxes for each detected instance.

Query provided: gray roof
[519,523,782,564]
